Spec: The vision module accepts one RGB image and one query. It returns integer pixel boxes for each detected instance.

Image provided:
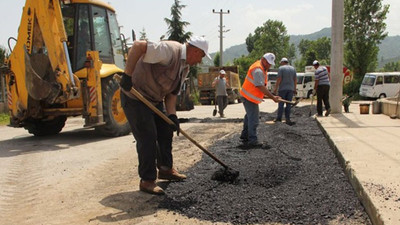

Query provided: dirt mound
[159,106,371,225]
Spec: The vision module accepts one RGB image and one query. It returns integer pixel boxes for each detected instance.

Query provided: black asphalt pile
[159,106,371,225]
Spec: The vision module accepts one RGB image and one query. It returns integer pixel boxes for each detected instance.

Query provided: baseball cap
[313,60,319,66]
[219,70,226,75]
[188,36,211,59]
[280,57,288,63]
[263,53,275,65]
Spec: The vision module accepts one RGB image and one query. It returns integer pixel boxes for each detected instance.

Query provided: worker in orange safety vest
[239,53,281,149]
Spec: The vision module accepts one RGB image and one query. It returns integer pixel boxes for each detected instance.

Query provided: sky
[1,0,399,54]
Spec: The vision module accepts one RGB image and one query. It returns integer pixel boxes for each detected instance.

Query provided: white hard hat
[188,36,211,59]
[219,70,226,75]
[263,53,275,65]
[280,57,289,63]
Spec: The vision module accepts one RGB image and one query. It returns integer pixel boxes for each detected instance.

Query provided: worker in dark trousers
[212,69,230,117]
[119,36,211,195]
[313,60,331,117]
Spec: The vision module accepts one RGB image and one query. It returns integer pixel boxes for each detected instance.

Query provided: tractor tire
[95,76,131,137]
[25,116,67,136]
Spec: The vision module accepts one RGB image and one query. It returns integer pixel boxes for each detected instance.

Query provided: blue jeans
[240,97,259,144]
[277,90,294,120]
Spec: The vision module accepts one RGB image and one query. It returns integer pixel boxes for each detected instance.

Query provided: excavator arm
[7,0,80,118]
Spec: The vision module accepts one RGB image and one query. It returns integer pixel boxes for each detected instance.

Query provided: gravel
[159,106,371,225]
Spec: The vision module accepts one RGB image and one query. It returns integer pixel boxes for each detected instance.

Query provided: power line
[212,9,230,66]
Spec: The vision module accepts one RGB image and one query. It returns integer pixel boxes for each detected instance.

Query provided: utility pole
[330,0,344,113]
[212,9,230,67]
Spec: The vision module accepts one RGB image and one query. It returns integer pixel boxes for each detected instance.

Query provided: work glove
[168,114,180,136]
[120,73,133,92]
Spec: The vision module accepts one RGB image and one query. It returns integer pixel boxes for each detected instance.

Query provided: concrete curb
[316,118,383,225]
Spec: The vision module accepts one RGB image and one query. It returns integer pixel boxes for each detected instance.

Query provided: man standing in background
[274,57,297,126]
[212,70,230,117]
[313,60,331,117]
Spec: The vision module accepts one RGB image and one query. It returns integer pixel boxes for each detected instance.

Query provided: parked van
[359,72,400,98]
[296,72,315,98]
[267,71,278,92]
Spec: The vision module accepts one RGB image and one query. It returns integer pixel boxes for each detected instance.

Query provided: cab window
[376,76,383,85]
[92,6,113,63]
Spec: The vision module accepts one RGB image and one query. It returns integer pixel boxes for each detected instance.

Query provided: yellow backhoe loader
[2,0,130,136]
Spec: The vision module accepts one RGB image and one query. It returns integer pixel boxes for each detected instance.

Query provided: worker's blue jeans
[240,97,259,144]
[121,92,173,181]
[277,90,294,121]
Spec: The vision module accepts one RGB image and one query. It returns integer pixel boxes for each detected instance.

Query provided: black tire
[307,90,313,99]
[25,116,67,136]
[378,93,386,99]
[95,76,131,136]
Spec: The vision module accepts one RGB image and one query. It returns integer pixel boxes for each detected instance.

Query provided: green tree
[344,0,389,80]
[233,56,254,83]
[245,20,290,63]
[139,27,148,41]
[164,0,192,43]
[0,45,6,65]
[287,43,296,63]
[296,37,331,71]
[234,20,290,82]
[383,61,400,72]
[213,52,220,67]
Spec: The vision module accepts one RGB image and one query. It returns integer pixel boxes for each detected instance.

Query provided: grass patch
[0,113,9,126]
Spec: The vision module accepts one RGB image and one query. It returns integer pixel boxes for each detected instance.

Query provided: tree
[287,43,296,63]
[213,52,220,67]
[0,45,6,65]
[295,37,331,71]
[344,0,389,80]
[164,0,192,43]
[245,20,290,63]
[382,61,400,72]
[233,56,254,83]
[139,28,148,41]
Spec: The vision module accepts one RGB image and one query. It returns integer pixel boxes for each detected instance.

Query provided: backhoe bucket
[24,48,60,103]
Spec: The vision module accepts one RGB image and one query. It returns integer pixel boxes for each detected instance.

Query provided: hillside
[215,27,400,69]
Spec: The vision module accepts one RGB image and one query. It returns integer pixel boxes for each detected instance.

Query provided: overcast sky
[1,0,399,53]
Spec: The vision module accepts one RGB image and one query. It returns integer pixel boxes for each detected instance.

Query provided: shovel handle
[126,85,229,169]
[279,99,299,105]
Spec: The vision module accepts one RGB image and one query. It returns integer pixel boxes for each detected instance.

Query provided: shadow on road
[0,128,116,158]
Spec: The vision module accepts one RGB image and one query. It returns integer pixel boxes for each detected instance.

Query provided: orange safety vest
[240,60,267,104]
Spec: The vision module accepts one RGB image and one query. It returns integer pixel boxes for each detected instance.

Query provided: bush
[343,79,361,96]
[0,113,9,126]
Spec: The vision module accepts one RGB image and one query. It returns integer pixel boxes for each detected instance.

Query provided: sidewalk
[316,102,400,225]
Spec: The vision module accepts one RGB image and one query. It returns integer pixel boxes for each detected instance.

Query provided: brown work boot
[158,168,187,181]
[139,180,165,195]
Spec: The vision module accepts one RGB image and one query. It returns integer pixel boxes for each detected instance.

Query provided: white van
[296,72,315,98]
[359,72,400,98]
[267,71,278,92]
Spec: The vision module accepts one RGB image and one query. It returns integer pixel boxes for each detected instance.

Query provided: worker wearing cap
[273,57,297,126]
[312,60,331,116]
[239,53,281,149]
[119,36,211,195]
[212,69,230,117]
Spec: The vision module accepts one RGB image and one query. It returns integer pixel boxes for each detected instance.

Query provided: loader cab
[61,1,125,73]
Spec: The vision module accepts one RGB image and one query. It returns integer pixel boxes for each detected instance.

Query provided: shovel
[309,94,314,117]
[114,75,239,182]
[213,95,217,116]
[279,98,300,107]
